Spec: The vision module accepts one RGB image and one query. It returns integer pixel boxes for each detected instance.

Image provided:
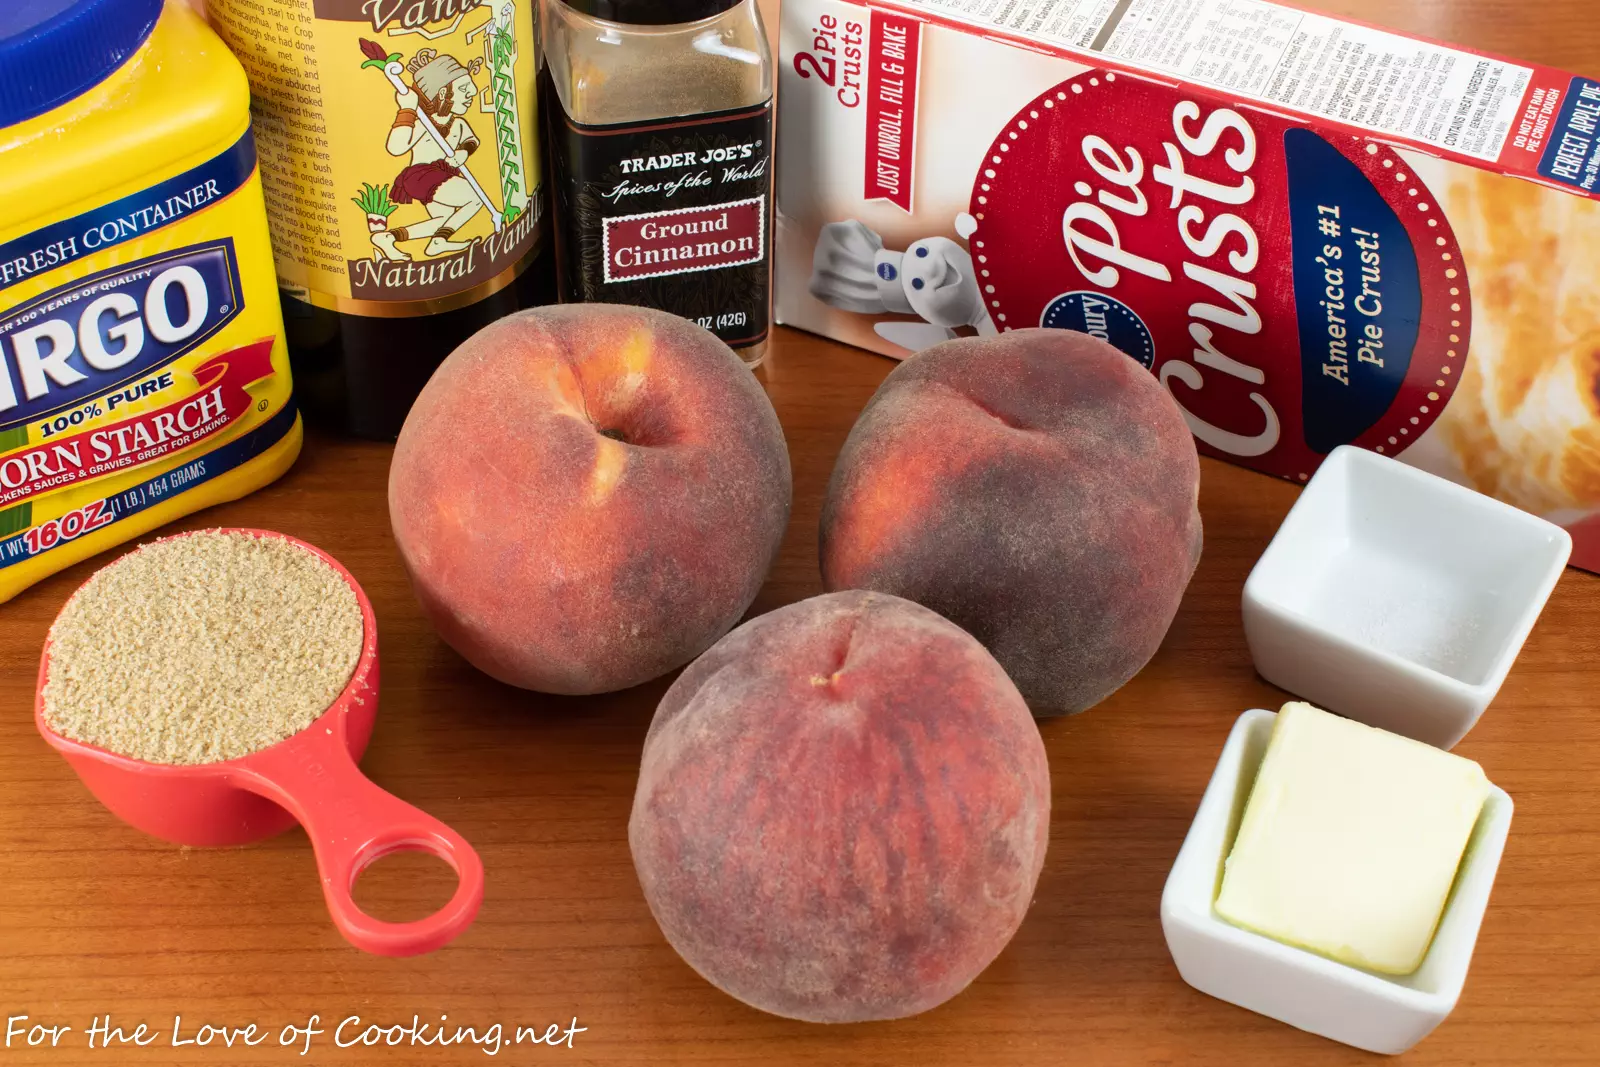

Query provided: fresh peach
[630,590,1050,1023]
[389,305,791,694]
[821,329,1202,715]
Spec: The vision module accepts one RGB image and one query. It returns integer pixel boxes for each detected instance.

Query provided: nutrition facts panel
[914,0,1123,49]
[902,0,1534,160]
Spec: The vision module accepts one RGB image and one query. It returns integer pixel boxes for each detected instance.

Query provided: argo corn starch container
[0,0,302,602]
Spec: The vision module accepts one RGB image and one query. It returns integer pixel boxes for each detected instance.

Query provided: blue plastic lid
[0,0,163,128]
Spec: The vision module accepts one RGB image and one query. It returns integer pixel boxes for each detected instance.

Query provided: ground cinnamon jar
[542,0,774,367]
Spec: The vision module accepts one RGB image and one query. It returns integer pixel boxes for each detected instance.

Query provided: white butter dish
[1161,708,1513,1055]
[1243,445,1571,749]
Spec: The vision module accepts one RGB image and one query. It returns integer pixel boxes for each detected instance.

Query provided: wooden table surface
[4,3,1599,1065]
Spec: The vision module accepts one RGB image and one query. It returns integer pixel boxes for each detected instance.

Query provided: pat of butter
[1215,702,1489,975]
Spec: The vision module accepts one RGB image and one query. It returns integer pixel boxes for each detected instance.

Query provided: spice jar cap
[0,0,162,128]
[562,0,747,27]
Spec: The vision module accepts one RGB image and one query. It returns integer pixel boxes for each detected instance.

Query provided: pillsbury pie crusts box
[773,0,1600,571]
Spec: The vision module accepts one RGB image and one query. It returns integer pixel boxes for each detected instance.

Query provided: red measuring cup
[34,528,483,957]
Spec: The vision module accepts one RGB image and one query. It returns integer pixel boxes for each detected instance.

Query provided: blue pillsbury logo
[876,261,898,281]
[1040,291,1155,369]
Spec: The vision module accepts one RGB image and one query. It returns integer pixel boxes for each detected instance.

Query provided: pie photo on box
[1406,160,1600,567]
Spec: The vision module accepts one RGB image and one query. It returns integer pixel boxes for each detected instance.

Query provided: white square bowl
[1243,445,1571,749]
[1161,708,1513,1055]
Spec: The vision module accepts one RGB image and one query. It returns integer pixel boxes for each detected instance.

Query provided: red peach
[630,590,1050,1022]
[821,329,1202,715]
[389,305,791,694]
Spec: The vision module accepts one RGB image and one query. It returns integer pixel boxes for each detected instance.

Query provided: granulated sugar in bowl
[34,528,484,957]
[42,530,364,765]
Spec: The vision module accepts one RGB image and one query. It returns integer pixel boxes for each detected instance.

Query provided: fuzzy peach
[821,329,1202,716]
[389,305,791,694]
[630,590,1050,1023]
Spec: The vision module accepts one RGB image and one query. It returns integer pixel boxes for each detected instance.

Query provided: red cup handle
[235,724,484,957]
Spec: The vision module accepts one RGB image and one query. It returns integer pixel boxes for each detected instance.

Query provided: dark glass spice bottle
[542,0,774,366]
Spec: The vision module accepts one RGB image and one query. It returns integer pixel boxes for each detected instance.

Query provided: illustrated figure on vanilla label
[368,46,489,261]
[808,213,996,352]
[354,8,532,267]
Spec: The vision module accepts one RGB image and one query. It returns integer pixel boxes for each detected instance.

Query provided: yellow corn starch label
[208,0,545,316]
[0,133,297,579]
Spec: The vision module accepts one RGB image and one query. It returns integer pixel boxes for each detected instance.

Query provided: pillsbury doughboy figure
[808,213,996,352]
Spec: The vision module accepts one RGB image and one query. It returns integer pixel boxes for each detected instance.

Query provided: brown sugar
[41,531,365,766]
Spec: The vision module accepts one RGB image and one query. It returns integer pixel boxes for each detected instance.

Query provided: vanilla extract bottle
[542,0,774,366]
[207,0,555,438]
